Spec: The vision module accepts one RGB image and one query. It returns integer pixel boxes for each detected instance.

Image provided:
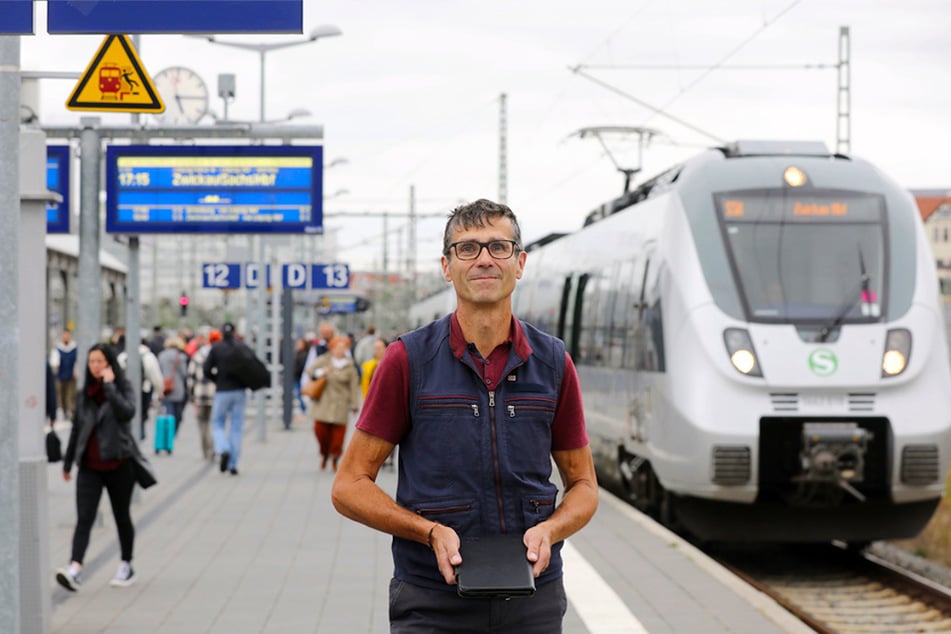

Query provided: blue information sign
[1,0,34,34]
[281,264,309,289]
[47,145,71,234]
[203,263,349,289]
[310,263,350,289]
[105,145,323,234]
[201,263,243,289]
[48,0,302,34]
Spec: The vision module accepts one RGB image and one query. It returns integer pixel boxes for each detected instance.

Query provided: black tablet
[455,534,536,599]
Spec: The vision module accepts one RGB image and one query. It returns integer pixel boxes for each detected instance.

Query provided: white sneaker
[109,561,136,587]
[55,565,81,592]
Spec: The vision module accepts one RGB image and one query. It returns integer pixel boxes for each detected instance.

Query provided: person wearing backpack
[203,322,253,475]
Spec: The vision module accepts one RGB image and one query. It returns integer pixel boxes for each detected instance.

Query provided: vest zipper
[529,498,555,514]
[488,389,506,533]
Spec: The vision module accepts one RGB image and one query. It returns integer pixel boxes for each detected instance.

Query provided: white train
[415,140,951,543]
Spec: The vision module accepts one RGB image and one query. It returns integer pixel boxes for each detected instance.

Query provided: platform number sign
[313,263,350,289]
[202,263,242,289]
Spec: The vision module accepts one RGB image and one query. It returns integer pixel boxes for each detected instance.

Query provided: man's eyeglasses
[446,240,520,261]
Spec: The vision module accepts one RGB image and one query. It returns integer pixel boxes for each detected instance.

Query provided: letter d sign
[283,264,307,289]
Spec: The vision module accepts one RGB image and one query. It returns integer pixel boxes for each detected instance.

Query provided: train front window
[715,190,887,324]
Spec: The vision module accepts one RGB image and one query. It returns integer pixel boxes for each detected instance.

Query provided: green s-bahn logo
[808,349,838,376]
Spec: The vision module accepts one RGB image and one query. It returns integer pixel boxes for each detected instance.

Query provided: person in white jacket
[117,337,164,441]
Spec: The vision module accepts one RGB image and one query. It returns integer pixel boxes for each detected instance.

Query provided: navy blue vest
[395,315,566,590]
[56,345,78,382]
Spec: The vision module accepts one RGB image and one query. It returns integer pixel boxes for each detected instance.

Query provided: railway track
[710,543,951,633]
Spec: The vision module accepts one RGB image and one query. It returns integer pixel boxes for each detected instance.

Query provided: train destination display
[105,145,323,234]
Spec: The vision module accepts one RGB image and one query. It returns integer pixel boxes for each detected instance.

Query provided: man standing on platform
[332,199,598,633]
[50,328,79,422]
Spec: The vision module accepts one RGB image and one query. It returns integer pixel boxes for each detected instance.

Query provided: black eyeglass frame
[445,239,521,260]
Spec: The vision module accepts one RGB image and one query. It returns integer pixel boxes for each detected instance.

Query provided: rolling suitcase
[154,414,175,454]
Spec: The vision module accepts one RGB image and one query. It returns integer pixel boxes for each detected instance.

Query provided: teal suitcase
[154,414,175,454]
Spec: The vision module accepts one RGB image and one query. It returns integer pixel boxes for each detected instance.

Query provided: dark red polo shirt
[356,313,588,451]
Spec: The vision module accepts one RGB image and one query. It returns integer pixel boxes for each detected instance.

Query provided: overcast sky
[19,0,951,272]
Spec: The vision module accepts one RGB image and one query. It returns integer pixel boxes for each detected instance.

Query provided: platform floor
[45,405,814,633]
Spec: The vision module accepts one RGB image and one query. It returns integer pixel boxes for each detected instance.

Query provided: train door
[558,273,586,359]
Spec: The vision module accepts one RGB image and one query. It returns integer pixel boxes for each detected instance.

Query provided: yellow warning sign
[66,34,165,114]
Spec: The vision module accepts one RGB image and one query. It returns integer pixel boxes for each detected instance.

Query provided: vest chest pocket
[418,395,481,418]
[412,395,483,474]
[413,498,480,535]
[502,396,556,421]
[498,396,557,476]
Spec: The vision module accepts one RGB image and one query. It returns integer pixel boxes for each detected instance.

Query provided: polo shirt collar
[449,311,533,361]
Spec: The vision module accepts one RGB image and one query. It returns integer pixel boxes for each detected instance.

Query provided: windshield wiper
[818,245,871,342]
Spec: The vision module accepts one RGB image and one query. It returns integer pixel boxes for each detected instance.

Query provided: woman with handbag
[305,336,361,471]
[56,342,139,591]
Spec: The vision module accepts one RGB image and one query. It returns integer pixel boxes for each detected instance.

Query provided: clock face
[152,66,209,125]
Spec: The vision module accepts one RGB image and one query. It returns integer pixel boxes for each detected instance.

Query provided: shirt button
[485,378,492,385]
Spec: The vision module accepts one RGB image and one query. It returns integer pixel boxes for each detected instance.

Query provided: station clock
[151,66,209,125]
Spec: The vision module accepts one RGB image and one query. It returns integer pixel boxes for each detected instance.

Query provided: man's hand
[523,523,555,578]
[429,524,463,585]
[62,470,71,482]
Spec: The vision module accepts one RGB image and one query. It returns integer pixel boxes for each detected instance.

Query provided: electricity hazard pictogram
[66,34,165,114]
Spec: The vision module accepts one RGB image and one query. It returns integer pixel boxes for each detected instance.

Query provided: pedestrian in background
[188,329,220,461]
[118,338,164,441]
[56,342,139,592]
[293,336,311,416]
[353,326,378,368]
[332,199,598,632]
[148,325,165,357]
[50,328,78,422]
[359,337,387,400]
[300,321,336,387]
[46,358,58,427]
[157,336,189,437]
[306,335,361,471]
[203,322,251,476]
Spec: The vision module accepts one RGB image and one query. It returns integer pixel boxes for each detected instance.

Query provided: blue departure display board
[1,0,33,34]
[47,0,302,34]
[47,145,71,234]
[105,145,323,234]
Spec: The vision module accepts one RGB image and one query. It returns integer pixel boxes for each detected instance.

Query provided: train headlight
[881,328,911,377]
[783,166,808,187]
[723,328,763,377]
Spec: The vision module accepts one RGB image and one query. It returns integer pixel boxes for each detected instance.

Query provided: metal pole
[259,50,266,123]
[127,237,142,438]
[498,93,507,204]
[270,253,282,428]
[836,26,851,154]
[77,119,102,371]
[0,34,21,634]
[256,237,267,441]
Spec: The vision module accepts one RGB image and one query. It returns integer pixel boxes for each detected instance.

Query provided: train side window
[640,256,666,372]
[624,258,646,369]
[569,273,589,362]
[579,268,613,366]
[557,276,572,343]
[609,260,634,368]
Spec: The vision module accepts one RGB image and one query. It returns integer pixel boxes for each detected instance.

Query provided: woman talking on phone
[56,342,139,592]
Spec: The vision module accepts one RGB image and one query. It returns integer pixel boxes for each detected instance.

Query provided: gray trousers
[389,576,567,634]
